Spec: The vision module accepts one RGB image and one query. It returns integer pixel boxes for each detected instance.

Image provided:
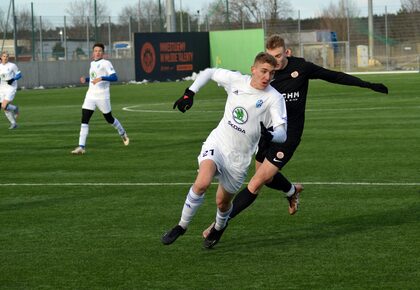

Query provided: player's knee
[248,177,266,193]
[103,112,114,124]
[81,109,94,124]
[192,182,210,194]
[215,198,230,211]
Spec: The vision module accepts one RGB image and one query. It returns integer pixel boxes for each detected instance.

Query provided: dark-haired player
[71,43,129,154]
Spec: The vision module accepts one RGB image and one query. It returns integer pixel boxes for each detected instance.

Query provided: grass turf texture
[1,73,419,289]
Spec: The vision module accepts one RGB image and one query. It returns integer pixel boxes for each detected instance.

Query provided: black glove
[173,88,195,113]
[369,83,388,94]
[260,122,273,142]
[7,78,15,85]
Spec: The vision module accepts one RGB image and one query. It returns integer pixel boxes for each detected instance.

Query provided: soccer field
[1,73,419,289]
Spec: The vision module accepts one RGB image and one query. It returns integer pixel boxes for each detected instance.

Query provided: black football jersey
[270,56,370,144]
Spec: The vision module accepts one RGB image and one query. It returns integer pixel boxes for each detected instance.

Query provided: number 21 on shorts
[202,149,214,157]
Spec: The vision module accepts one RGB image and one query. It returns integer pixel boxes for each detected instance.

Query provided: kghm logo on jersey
[256,99,263,108]
[232,107,248,124]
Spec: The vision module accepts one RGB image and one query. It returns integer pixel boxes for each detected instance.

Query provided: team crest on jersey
[291,71,299,78]
[256,99,263,108]
[232,107,248,124]
[90,72,97,79]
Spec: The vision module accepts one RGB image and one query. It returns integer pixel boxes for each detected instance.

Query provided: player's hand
[91,77,102,85]
[173,88,195,113]
[7,78,15,85]
[260,122,273,142]
[369,83,388,94]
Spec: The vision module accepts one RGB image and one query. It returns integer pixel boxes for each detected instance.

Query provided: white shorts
[197,141,249,194]
[82,98,111,114]
[0,86,17,102]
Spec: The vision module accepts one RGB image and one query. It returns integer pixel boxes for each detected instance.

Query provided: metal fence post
[108,16,112,58]
[86,16,90,55]
[39,16,43,61]
[64,16,68,61]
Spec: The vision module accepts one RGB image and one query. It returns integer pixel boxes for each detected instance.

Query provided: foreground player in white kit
[71,43,129,154]
[0,51,21,129]
[161,52,288,249]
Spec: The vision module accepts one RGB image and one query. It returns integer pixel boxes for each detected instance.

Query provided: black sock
[230,187,257,219]
[265,172,292,193]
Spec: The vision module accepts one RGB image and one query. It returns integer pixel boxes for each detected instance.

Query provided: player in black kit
[202,34,388,241]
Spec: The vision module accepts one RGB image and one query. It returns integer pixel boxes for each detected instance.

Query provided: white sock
[78,123,89,147]
[112,118,125,135]
[178,187,205,229]
[214,205,232,231]
[4,111,16,124]
[285,184,296,197]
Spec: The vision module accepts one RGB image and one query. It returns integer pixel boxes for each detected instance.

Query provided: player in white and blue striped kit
[71,43,129,155]
[0,51,21,129]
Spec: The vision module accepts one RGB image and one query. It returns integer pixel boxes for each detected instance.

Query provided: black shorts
[255,138,300,169]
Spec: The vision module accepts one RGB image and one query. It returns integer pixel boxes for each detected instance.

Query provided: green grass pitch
[1,73,419,289]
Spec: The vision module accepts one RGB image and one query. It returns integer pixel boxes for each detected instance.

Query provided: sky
[10,0,402,19]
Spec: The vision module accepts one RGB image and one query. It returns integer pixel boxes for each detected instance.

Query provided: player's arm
[173,68,220,113]
[7,68,22,85]
[101,73,118,82]
[80,76,89,84]
[261,94,288,143]
[260,122,287,143]
[308,63,388,94]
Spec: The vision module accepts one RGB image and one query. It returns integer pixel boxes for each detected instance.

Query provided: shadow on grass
[213,203,420,251]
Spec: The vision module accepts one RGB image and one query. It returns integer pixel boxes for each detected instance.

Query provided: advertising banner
[134,32,210,81]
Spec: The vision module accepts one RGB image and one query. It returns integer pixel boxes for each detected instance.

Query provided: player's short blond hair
[265,35,286,50]
[254,52,277,68]
[1,51,9,57]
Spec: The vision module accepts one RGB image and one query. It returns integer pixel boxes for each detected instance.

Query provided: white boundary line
[123,104,420,114]
[0,182,418,186]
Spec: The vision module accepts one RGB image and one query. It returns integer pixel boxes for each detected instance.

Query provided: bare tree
[0,8,9,33]
[206,0,292,26]
[118,0,160,29]
[319,0,360,41]
[16,8,32,32]
[401,0,420,12]
[65,0,109,27]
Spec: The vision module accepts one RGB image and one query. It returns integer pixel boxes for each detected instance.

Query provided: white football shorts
[197,141,248,194]
[0,86,17,102]
[82,97,112,114]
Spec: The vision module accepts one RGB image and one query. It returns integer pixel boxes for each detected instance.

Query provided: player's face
[250,62,275,90]
[1,53,8,64]
[266,47,288,70]
[92,46,104,60]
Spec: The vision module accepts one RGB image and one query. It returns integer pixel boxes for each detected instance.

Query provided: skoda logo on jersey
[90,72,97,79]
[232,107,248,124]
[256,99,263,108]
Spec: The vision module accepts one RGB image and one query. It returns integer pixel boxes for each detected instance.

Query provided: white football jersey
[0,62,20,89]
[86,59,116,99]
[196,68,287,171]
